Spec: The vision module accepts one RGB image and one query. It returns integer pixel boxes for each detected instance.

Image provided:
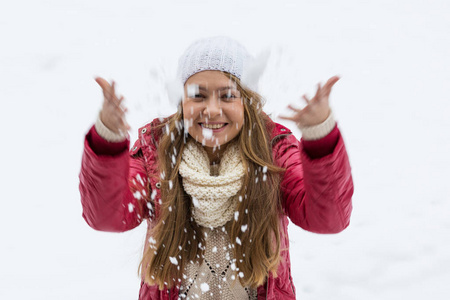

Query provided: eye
[221,91,238,101]
[191,94,205,101]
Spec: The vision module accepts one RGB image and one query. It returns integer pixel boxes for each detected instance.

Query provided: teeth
[202,123,225,129]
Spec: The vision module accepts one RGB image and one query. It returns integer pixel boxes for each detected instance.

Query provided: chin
[198,139,228,148]
[190,134,237,149]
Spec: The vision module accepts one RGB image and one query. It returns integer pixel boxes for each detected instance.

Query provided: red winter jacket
[79,116,353,299]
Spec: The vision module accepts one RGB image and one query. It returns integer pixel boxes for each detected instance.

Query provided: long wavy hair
[139,73,284,289]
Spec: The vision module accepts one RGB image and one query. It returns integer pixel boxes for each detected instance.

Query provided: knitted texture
[178,140,244,228]
[95,114,127,142]
[298,111,336,141]
[180,227,257,300]
[177,36,250,84]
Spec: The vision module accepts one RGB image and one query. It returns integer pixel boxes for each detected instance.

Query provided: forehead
[185,70,237,90]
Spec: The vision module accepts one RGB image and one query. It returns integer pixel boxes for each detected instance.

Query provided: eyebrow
[198,86,237,91]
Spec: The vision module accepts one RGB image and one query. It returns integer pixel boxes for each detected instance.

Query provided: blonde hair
[140,73,284,289]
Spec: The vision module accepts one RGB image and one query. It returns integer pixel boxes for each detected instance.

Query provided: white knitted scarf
[178,141,244,228]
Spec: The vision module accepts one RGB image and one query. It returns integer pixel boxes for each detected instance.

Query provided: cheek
[183,103,191,117]
[230,104,244,124]
[182,104,194,132]
[183,103,200,121]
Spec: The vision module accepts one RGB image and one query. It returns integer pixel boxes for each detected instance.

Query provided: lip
[199,123,228,132]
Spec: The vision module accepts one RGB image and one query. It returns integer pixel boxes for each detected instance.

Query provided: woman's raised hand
[280,76,339,127]
[95,77,130,135]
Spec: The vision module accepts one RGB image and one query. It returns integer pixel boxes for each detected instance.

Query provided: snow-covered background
[1,0,449,299]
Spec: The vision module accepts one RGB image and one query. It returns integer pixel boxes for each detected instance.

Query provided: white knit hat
[177,36,251,84]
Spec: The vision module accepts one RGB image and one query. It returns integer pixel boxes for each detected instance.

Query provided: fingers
[107,80,120,106]
[95,77,125,109]
[100,104,130,134]
[111,81,117,103]
[96,77,115,103]
[279,104,305,122]
[118,95,126,106]
[96,77,130,134]
[123,118,131,131]
[278,115,297,122]
[95,77,112,99]
[302,95,310,104]
[287,104,303,113]
[316,83,322,95]
[310,76,340,101]
[95,77,110,91]
[280,76,338,127]
[321,76,340,95]
[326,75,340,86]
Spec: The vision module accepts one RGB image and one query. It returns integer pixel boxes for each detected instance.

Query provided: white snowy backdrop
[1,0,449,299]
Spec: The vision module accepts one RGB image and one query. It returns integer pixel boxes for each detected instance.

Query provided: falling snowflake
[200,282,210,292]
[136,174,145,186]
[231,262,236,271]
[202,127,213,140]
[186,84,199,98]
[192,197,199,207]
[151,189,157,200]
[133,191,142,200]
[169,256,178,265]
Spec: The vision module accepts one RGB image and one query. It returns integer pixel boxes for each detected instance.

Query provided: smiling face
[182,70,245,149]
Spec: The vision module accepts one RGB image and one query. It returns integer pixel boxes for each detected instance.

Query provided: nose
[204,95,222,118]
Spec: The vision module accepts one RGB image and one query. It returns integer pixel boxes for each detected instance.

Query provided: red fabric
[79,127,149,232]
[79,117,353,299]
[87,125,129,155]
[274,128,353,234]
[301,124,339,159]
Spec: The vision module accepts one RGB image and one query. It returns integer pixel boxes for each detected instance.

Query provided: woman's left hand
[280,76,339,127]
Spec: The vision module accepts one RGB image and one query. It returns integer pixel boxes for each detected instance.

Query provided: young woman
[79,36,353,300]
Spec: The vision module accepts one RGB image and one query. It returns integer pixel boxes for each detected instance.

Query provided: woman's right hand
[95,77,130,135]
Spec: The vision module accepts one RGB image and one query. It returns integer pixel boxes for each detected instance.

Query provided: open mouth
[200,123,228,129]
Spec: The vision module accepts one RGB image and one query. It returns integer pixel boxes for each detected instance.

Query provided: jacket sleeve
[79,126,151,232]
[274,127,353,234]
